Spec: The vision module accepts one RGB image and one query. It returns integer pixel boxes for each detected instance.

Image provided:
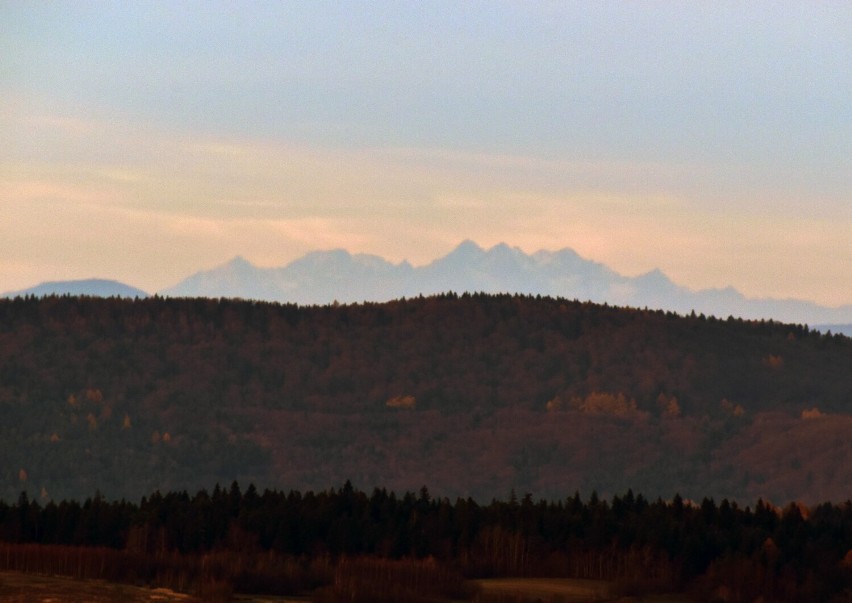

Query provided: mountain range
[5,241,851,331]
[2,278,149,300]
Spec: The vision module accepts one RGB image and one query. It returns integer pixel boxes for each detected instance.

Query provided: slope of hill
[2,279,148,299]
[161,241,852,325]
[0,294,849,504]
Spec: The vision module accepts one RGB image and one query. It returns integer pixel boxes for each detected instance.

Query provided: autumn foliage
[0,293,849,503]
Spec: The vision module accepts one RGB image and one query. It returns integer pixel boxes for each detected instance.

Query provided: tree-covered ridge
[1,483,851,602]
[0,293,850,502]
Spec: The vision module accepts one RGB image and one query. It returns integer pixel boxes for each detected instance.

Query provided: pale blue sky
[2,1,850,304]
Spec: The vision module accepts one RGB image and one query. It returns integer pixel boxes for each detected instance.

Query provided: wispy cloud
[1,104,849,304]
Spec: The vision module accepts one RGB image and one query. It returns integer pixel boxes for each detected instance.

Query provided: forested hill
[1,294,850,503]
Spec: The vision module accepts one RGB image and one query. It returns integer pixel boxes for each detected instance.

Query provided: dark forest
[1,483,851,601]
[0,294,851,600]
[0,294,850,503]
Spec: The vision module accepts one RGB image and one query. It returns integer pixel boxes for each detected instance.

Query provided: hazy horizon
[7,242,852,329]
[3,2,850,306]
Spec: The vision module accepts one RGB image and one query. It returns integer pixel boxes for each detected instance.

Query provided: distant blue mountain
[3,279,148,299]
[161,241,852,326]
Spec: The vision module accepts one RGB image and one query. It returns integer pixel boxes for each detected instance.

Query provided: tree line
[0,483,851,601]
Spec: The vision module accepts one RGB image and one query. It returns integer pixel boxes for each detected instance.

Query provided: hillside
[0,294,849,503]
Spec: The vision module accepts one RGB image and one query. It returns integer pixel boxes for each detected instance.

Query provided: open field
[0,571,315,603]
[0,571,699,603]
[474,578,695,602]
[0,570,200,602]
[475,577,611,601]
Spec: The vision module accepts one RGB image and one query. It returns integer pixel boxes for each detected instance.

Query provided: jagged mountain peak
[437,239,486,263]
[455,239,485,253]
[8,242,849,326]
[533,247,579,262]
[215,256,260,278]
[157,242,852,325]
[636,268,676,288]
[226,255,255,268]
[486,242,530,263]
[287,249,402,273]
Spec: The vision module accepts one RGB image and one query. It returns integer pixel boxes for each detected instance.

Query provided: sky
[2,1,850,306]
